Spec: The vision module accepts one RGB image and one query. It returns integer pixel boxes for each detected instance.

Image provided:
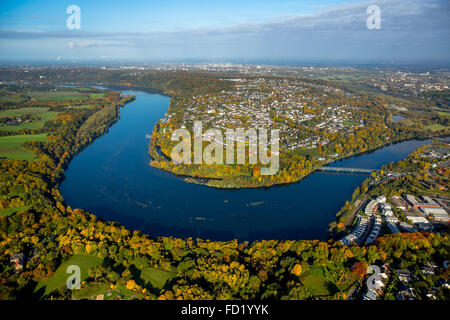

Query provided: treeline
[0,88,139,299]
[0,71,448,300]
[74,95,135,149]
[149,127,314,189]
[330,143,448,238]
[1,201,448,300]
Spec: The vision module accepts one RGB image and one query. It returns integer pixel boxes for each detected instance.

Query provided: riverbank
[61,88,437,241]
[329,140,450,240]
[148,129,444,189]
[55,82,449,190]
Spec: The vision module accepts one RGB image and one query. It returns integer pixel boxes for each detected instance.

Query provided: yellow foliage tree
[291,264,302,277]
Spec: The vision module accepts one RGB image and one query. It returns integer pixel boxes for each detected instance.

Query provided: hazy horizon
[0,0,449,64]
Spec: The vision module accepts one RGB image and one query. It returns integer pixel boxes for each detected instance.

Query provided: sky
[0,0,449,64]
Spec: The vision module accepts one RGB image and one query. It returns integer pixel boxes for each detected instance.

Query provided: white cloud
[0,0,448,62]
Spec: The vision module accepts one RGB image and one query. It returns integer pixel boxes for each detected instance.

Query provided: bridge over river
[316,166,375,174]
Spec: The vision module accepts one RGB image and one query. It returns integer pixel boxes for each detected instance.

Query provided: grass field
[0,107,59,132]
[0,96,26,103]
[89,93,105,98]
[436,111,450,117]
[317,74,365,81]
[401,120,416,127]
[0,206,29,217]
[425,123,448,132]
[28,91,86,100]
[432,106,449,113]
[300,267,331,297]
[343,119,357,126]
[0,107,50,115]
[140,267,175,289]
[0,133,48,160]
[71,283,111,300]
[68,105,91,109]
[40,264,172,300]
[71,283,141,300]
[35,254,103,297]
[28,91,104,101]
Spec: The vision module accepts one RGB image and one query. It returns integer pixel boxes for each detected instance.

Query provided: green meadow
[0,206,29,217]
[67,104,91,109]
[140,267,175,289]
[28,91,104,101]
[0,107,59,132]
[68,267,174,300]
[0,133,48,160]
[0,107,50,115]
[300,267,331,296]
[0,96,26,103]
[425,123,448,132]
[89,93,105,98]
[35,254,103,297]
[33,254,166,299]
[71,283,142,300]
[436,111,450,117]
[299,263,357,298]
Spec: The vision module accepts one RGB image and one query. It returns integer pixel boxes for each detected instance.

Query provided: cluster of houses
[1,116,35,127]
[380,201,401,233]
[420,145,450,161]
[362,263,389,300]
[176,78,365,151]
[395,262,450,300]
[365,216,382,244]
[340,196,386,245]
[341,192,449,247]
[401,194,448,224]
[10,253,24,273]
[362,260,450,300]
[340,216,370,245]
[398,222,418,233]
[369,70,449,96]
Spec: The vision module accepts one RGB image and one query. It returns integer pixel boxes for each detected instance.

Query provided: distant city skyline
[0,0,449,64]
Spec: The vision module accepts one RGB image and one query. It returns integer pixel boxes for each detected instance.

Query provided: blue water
[60,90,430,241]
[392,115,406,122]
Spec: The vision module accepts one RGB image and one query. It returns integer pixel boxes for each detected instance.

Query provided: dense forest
[0,70,448,300]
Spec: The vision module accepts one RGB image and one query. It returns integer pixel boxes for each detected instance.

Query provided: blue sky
[0,0,449,64]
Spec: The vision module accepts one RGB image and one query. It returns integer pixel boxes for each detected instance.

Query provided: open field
[53,266,174,300]
[300,267,332,297]
[0,107,58,131]
[432,106,449,113]
[89,93,105,98]
[71,283,141,300]
[71,283,111,300]
[35,254,103,297]
[0,107,50,115]
[0,96,26,103]
[28,91,104,101]
[401,120,417,127]
[0,206,29,217]
[425,123,448,132]
[0,133,48,160]
[140,267,175,289]
[67,104,91,109]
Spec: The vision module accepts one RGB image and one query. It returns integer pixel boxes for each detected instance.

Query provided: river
[60,89,431,241]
